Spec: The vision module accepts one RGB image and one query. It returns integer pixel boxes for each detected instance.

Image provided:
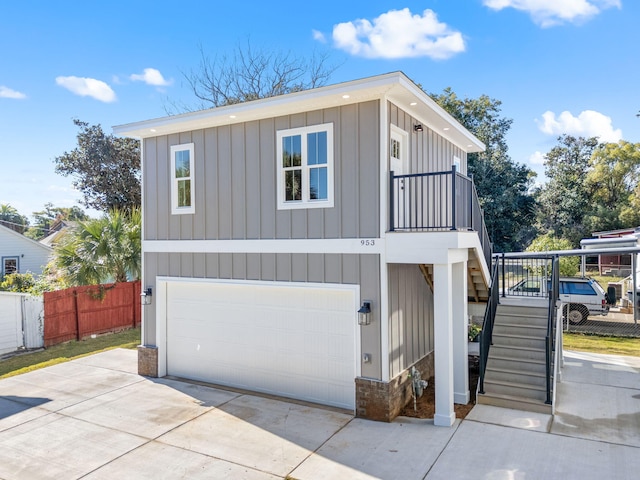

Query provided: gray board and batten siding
[389,102,467,175]
[143,100,383,378]
[143,101,380,242]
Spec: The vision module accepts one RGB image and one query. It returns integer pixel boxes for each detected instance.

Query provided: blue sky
[1,0,637,221]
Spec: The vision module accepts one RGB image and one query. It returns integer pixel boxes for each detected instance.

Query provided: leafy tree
[54,119,140,213]
[0,203,29,234]
[52,209,141,286]
[25,203,88,240]
[584,140,640,232]
[0,272,36,293]
[535,135,599,247]
[430,88,537,252]
[171,41,338,111]
[526,234,580,277]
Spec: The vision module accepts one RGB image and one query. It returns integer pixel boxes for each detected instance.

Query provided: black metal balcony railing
[389,166,492,268]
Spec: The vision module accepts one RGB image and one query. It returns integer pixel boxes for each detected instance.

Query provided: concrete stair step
[492,333,547,349]
[489,345,546,362]
[477,391,552,414]
[485,366,547,388]
[496,303,549,318]
[494,312,548,327]
[487,355,547,374]
[493,323,547,337]
[482,378,548,402]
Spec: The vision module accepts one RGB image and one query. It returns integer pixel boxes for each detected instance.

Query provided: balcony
[388,167,492,301]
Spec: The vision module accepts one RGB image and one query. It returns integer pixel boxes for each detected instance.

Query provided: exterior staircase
[477,297,553,414]
[419,247,490,302]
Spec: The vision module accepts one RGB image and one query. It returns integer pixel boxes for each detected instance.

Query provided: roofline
[113,71,485,154]
[0,223,52,252]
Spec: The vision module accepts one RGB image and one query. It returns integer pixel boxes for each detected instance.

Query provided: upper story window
[277,123,334,210]
[170,143,195,215]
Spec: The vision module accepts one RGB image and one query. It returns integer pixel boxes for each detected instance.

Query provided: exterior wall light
[358,301,372,326]
[141,287,153,306]
[414,124,423,132]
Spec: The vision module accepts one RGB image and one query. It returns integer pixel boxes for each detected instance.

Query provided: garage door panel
[165,281,357,410]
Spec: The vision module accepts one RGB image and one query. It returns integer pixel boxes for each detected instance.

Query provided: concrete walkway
[0,348,638,479]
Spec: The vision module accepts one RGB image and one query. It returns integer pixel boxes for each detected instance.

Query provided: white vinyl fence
[0,292,44,355]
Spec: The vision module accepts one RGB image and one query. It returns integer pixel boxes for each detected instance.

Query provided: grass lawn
[563,332,640,357]
[0,327,140,379]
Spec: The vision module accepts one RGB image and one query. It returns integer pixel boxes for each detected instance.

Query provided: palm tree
[53,208,141,285]
[0,203,29,233]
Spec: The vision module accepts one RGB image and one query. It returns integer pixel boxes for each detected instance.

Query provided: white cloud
[483,0,621,27]
[529,151,546,165]
[0,86,27,99]
[332,8,465,60]
[130,68,172,86]
[55,76,116,102]
[537,110,622,142]
[312,29,326,43]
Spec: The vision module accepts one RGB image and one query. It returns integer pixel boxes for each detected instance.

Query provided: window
[2,257,18,278]
[277,124,333,209]
[563,281,597,296]
[170,143,195,214]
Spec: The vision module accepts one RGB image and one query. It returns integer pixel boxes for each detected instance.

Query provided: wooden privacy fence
[44,281,141,347]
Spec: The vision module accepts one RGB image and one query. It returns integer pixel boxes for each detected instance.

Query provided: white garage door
[165,280,357,410]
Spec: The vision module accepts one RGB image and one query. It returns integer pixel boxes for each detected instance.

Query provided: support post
[433,263,455,427]
[452,261,470,404]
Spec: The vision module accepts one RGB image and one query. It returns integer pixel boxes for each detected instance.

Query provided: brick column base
[137,345,158,377]
[356,352,434,422]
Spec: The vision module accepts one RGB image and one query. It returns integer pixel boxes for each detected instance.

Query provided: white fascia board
[114,72,403,139]
[143,238,384,255]
[385,231,480,264]
[112,71,484,155]
[390,76,485,154]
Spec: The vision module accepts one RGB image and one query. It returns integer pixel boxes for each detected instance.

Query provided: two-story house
[114,71,491,426]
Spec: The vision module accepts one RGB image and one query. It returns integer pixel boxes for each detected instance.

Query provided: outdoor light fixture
[140,287,153,306]
[414,124,423,132]
[358,301,372,326]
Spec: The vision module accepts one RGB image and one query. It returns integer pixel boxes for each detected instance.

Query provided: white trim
[379,96,390,382]
[143,238,384,255]
[114,72,485,154]
[155,276,362,380]
[170,143,195,215]
[276,123,334,210]
[156,279,167,377]
[140,139,147,345]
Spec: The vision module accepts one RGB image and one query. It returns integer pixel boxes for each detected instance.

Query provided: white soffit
[113,71,485,154]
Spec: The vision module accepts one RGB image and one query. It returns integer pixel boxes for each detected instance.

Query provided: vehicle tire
[563,304,588,325]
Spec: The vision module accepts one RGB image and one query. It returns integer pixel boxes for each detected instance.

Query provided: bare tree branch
[165,40,340,114]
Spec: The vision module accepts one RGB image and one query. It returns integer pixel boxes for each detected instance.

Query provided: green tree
[52,209,141,285]
[25,203,88,240]
[54,119,140,213]
[526,233,580,277]
[0,203,29,234]
[584,140,640,232]
[535,135,599,247]
[430,88,537,251]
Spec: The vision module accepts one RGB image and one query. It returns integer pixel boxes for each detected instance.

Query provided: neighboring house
[581,227,640,276]
[0,223,52,279]
[39,220,76,248]
[114,71,491,426]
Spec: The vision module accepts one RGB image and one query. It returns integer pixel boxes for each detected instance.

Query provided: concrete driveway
[0,348,638,479]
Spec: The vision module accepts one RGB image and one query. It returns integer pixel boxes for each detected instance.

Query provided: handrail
[389,167,492,269]
[545,255,560,404]
[478,256,500,394]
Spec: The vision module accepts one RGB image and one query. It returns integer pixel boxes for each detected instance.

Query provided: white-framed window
[2,256,18,278]
[170,143,195,215]
[276,123,334,210]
